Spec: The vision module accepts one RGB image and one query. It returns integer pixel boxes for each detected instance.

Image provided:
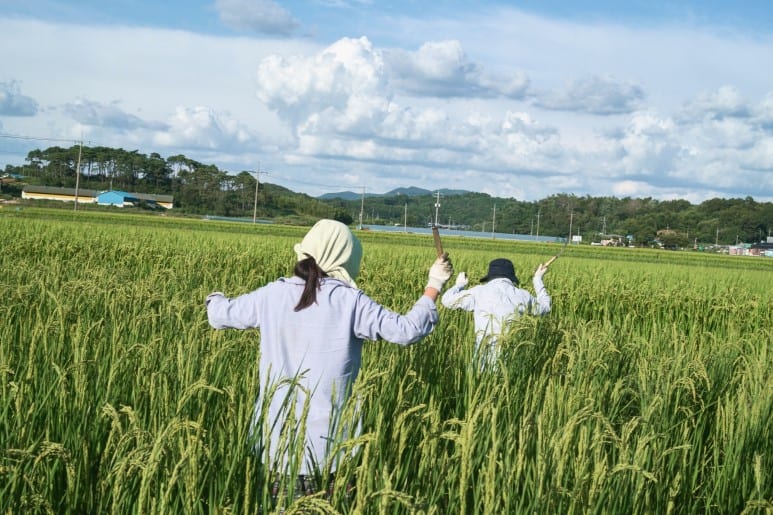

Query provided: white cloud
[255,37,572,185]
[215,0,299,36]
[153,106,252,151]
[757,93,773,125]
[612,180,652,197]
[535,75,645,115]
[256,37,390,131]
[742,139,773,171]
[678,85,750,121]
[384,40,530,99]
[690,117,757,150]
[593,103,773,198]
[601,111,682,177]
[252,33,773,201]
[0,80,38,116]
[62,99,167,131]
[0,17,314,170]
[2,9,773,202]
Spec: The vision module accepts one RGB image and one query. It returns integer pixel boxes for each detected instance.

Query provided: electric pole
[358,187,365,229]
[252,168,259,223]
[74,137,83,211]
[252,165,268,224]
[536,207,541,241]
[491,203,496,239]
[434,191,441,226]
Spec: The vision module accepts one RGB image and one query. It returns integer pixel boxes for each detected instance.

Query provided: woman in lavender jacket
[206,219,452,483]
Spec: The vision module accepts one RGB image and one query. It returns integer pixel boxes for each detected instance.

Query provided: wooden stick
[432,226,444,257]
[545,235,571,267]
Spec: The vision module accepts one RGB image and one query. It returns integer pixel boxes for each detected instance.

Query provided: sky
[1,1,772,202]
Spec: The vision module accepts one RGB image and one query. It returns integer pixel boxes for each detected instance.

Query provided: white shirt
[206,276,437,474]
[441,276,550,346]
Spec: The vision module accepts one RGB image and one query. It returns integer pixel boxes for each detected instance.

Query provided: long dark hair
[294,255,328,311]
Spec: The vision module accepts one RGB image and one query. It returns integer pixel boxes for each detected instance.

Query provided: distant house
[97,190,138,207]
[22,185,99,204]
[750,240,773,257]
[1,172,25,181]
[728,244,751,256]
[22,186,173,209]
[598,234,625,247]
[132,192,173,210]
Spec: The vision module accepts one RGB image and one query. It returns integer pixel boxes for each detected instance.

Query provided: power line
[0,133,91,145]
[270,174,364,194]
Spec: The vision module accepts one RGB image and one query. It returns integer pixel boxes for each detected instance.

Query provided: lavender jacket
[206,276,437,473]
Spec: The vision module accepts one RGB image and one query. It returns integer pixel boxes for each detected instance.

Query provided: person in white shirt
[205,219,453,491]
[441,257,550,366]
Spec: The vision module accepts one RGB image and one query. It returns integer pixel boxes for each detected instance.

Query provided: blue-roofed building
[96,190,139,207]
[21,186,173,208]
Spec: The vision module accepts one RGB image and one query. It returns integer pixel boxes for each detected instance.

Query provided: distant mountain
[383,186,432,196]
[318,186,470,200]
[317,190,363,201]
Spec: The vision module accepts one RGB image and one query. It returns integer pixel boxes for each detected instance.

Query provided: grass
[1,208,771,513]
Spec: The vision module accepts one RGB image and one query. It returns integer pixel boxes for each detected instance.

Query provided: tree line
[3,145,342,222]
[334,192,773,248]
[3,145,771,247]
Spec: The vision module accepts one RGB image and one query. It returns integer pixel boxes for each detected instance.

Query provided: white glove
[533,264,548,281]
[426,255,453,291]
[455,272,469,288]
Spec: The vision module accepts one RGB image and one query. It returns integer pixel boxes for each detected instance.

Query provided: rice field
[1,207,771,514]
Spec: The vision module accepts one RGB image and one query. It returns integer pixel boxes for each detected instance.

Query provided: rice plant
[1,208,771,514]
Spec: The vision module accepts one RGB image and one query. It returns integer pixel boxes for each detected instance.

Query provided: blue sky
[1,0,772,202]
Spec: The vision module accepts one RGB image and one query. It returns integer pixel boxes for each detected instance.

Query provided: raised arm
[205,290,263,329]
[530,263,551,315]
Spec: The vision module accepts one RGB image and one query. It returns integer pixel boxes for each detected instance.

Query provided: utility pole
[252,165,259,224]
[602,216,606,235]
[252,165,268,224]
[491,203,496,239]
[434,191,441,226]
[404,202,407,232]
[569,210,574,244]
[716,226,719,246]
[74,137,83,211]
[358,187,365,229]
[536,207,541,241]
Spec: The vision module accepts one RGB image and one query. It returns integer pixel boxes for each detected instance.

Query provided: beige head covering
[294,219,362,287]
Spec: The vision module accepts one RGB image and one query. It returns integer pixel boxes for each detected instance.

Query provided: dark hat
[480,258,519,285]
